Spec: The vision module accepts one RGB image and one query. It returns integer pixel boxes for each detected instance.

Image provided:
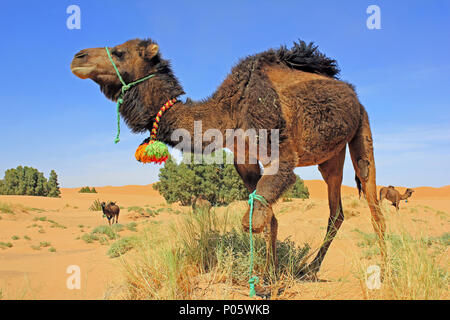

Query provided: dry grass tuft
[118,207,310,299]
[355,215,449,300]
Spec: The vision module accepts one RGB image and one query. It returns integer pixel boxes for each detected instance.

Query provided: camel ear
[145,44,159,59]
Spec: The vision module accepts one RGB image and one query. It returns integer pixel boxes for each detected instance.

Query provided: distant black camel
[100,201,120,225]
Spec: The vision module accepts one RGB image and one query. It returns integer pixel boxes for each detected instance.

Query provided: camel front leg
[263,215,278,273]
[242,150,297,271]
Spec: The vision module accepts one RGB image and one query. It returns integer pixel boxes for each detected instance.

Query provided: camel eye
[112,50,124,58]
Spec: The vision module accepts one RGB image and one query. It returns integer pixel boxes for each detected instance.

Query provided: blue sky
[0,0,449,188]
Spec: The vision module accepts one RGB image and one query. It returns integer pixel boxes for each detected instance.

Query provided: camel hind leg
[348,107,386,261]
[304,145,346,277]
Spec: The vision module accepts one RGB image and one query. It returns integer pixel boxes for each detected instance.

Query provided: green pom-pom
[144,140,170,163]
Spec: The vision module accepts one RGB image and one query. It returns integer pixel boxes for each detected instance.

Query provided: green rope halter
[105,46,156,143]
[247,190,268,297]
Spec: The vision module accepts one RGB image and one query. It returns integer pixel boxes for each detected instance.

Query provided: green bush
[79,187,97,193]
[92,225,120,240]
[0,166,60,197]
[0,242,13,249]
[108,236,137,258]
[89,199,102,211]
[153,151,249,206]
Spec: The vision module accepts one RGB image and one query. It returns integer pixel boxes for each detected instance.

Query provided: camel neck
[155,99,233,152]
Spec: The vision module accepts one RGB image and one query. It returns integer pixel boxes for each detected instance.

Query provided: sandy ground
[0,181,448,300]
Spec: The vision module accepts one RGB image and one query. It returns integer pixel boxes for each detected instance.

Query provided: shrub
[0,242,13,249]
[108,236,137,258]
[120,208,310,299]
[92,225,120,240]
[0,202,14,214]
[39,241,51,248]
[153,152,249,206]
[79,187,97,193]
[89,199,102,211]
[355,229,449,299]
[81,233,100,243]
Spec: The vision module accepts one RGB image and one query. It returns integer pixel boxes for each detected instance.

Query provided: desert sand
[0,180,448,299]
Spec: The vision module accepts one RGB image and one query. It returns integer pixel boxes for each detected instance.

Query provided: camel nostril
[75,52,88,59]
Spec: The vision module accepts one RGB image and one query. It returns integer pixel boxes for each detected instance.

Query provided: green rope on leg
[247,190,268,297]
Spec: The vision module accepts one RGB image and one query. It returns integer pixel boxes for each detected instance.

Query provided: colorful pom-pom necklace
[135,98,177,164]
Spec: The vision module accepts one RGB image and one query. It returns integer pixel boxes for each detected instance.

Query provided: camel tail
[348,105,386,258]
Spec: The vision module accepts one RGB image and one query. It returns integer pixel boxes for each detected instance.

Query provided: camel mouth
[71,65,96,79]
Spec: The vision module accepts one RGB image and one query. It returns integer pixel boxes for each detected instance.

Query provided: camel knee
[357,158,371,181]
[242,203,273,234]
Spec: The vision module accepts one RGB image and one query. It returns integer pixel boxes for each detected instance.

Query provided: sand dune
[62,180,450,200]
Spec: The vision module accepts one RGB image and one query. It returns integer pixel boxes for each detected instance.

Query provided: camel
[379,186,414,211]
[71,38,386,278]
[100,201,120,225]
[191,195,212,213]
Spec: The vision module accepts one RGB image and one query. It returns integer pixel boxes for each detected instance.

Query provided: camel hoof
[299,265,319,282]
[254,285,271,299]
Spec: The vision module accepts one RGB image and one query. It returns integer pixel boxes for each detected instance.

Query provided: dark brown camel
[71,38,386,278]
[101,201,120,225]
[191,195,212,213]
[379,186,414,211]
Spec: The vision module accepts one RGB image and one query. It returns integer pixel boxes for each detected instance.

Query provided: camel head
[405,188,414,198]
[100,201,106,210]
[70,38,184,133]
[71,39,159,91]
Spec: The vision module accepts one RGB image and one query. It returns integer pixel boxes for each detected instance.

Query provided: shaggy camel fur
[379,186,414,211]
[71,38,386,278]
[101,201,120,225]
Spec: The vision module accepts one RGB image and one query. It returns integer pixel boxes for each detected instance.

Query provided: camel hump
[232,40,339,80]
[277,40,340,78]
[388,185,395,189]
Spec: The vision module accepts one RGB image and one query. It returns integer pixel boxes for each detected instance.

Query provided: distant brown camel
[71,38,386,278]
[101,201,120,225]
[379,186,414,211]
[191,195,212,213]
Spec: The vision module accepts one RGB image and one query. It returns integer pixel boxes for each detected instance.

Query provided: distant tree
[47,170,61,198]
[34,171,48,196]
[0,166,60,197]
